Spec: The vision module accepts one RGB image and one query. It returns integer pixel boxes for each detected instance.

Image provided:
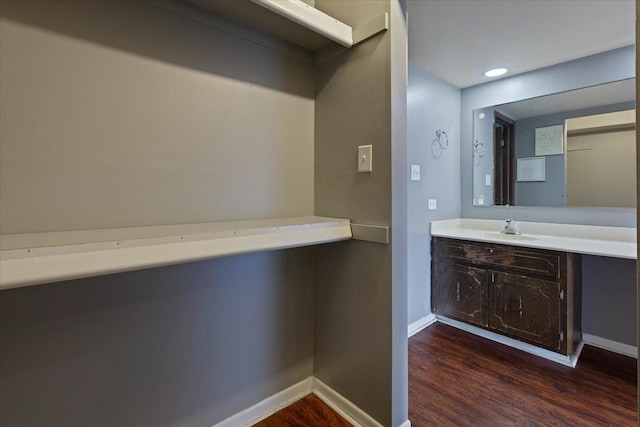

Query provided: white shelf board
[250,0,353,47]
[0,216,351,291]
[177,0,387,52]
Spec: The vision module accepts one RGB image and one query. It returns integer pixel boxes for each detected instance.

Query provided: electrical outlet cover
[410,164,420,181]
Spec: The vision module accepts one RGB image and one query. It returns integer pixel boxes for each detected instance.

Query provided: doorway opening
[493,112,516,205]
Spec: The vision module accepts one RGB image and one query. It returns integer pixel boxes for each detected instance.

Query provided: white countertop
[431,219,636,259]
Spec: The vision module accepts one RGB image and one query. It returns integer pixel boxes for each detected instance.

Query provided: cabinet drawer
[433,238,561,279]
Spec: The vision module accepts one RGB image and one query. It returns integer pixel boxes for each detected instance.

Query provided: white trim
[408,313,437,337]
[213,376,392,427]
[312,378,383,427]
[437,316,582,367]
[582,333,638,358]
[398,421,412,427]
[213,377,313,427]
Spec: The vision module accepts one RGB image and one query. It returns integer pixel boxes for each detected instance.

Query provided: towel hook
[435,129,448,149]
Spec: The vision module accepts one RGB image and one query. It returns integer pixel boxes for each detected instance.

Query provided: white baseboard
[398,420,412,427]
[214,376,395,427]
[582,333,638,358]
[312,377,383,427]
[408,313,437,337]
[436,316,582,367]
[214,377,312,427]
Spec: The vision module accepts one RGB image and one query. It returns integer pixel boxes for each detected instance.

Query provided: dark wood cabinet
[432,262,488,327]
[431,237,581,355]
[491,271,561,350]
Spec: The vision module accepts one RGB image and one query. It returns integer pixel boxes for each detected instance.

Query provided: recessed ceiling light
[484,68,508,77]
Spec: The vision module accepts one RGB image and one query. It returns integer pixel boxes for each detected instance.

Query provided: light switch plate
[428,199,437,210]
[410,164,421,181]
[358,145,372,173]
[485,174,492,186]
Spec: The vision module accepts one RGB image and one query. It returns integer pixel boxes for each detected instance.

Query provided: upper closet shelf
[0,216,351,291]
[252,0,353,47]
[181,0,388,51]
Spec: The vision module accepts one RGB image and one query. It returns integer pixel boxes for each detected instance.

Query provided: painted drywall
[407,65,461,325]
[0,1,317,426]
[582,255,637,346]
[390,2,409,424]
[0,0,314,234]
[0,249,314,426]
[566,129,636,208]
[313,1,408,425]
[461,46,637,346]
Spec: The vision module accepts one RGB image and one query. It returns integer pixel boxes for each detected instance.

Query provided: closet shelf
[0,216,351,291]
[180,0,388,51]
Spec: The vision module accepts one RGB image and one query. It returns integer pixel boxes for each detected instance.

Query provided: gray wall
[0,0,314,234]
[407,65,461,325]
[313,1,408,425]
[514,102,635,207]
[0,249,314,427]
[582,255,637,346]
[0,1,317,426]
[461,46,637,346]
[390,1,409,425]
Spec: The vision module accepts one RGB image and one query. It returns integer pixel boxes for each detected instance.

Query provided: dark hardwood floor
[410,323,637,427]
[252,322,637,426]
[253,394,351,427]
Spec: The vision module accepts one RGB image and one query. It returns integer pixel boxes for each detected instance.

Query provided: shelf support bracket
[352,12,389,45]
[350,224,390,244]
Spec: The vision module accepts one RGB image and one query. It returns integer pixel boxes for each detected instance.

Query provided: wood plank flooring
[253,394,351,427]
[410,323,637,426]
[252,322,637,426]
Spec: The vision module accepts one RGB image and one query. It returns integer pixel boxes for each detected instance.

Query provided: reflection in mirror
[472,79,636,208]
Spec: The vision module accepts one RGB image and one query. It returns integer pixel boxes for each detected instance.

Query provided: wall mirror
[472,78,636,208]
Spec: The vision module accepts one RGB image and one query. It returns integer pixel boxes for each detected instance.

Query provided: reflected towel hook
[435,129,448,149]
[474,140,485,158]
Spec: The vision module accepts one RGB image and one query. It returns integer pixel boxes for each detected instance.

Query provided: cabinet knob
[488,248,494,254]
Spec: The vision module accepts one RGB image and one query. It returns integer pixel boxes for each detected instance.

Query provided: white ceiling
[495,78,635,120]
[407,0,636,89]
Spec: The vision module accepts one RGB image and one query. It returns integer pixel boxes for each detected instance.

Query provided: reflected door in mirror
[494,112,515,205]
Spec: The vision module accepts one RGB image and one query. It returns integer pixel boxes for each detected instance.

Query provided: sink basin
[484,232,538,241]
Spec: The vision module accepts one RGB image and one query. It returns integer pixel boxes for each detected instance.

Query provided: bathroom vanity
[430,218,636,363]
[432,236,581,355]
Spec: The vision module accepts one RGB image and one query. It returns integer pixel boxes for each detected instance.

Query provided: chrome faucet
[501,204,521,235]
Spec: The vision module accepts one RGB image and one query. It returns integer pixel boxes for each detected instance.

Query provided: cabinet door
[491,271,561,351]
[432,262,488,327]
